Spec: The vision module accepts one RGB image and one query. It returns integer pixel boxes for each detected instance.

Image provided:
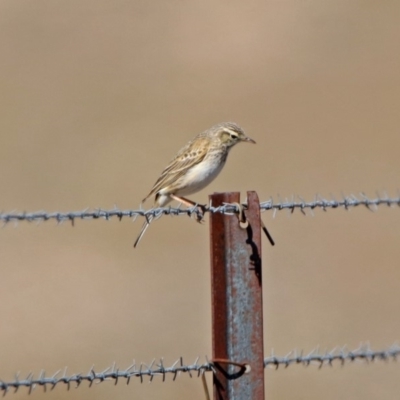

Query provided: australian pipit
[134,122,255,247]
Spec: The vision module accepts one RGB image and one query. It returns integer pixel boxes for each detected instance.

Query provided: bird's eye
[230,134,237,140]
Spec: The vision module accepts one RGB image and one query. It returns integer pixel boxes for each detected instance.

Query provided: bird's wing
[142,137,210,202]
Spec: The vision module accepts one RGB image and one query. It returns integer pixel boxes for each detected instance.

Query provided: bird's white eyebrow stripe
[222,128,238,136]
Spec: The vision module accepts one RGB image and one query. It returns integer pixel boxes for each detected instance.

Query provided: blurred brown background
[1,1,400,399]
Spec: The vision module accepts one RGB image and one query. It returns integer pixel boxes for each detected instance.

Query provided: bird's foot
[194,204,207,223]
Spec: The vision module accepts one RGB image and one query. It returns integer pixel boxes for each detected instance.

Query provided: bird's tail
[133,214,153,248]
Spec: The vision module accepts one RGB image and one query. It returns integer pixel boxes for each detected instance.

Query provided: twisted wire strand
[1,344,398,394]
[0,192,399,225]
[264,343,400,369]
[0,358,212,395]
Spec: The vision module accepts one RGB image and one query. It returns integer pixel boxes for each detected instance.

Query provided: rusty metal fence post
[209,191,265,400]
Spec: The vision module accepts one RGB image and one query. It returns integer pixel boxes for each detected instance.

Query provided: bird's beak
[243,136,256,144]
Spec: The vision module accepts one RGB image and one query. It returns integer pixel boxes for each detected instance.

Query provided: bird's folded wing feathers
[142,137,210,201]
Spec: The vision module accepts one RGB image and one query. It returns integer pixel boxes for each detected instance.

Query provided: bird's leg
[170,194,198,207]
[170,194,206,223]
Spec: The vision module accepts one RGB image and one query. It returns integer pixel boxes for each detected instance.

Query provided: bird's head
[211,122,255,148]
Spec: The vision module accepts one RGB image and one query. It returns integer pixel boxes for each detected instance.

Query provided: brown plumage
[134,122,255,247]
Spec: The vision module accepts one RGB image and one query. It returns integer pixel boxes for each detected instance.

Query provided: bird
[133,122,255,248]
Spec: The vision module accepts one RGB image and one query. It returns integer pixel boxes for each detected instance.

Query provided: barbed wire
[264,343,400,369]
[0,192,399,226]
[0,344,398,395]
[0,357,212,395]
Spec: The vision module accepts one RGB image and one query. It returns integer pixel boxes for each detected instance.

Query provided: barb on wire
[0,344,398,395]
[0,191,399,226]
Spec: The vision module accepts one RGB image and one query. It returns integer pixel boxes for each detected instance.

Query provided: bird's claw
[195,204,207,223]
